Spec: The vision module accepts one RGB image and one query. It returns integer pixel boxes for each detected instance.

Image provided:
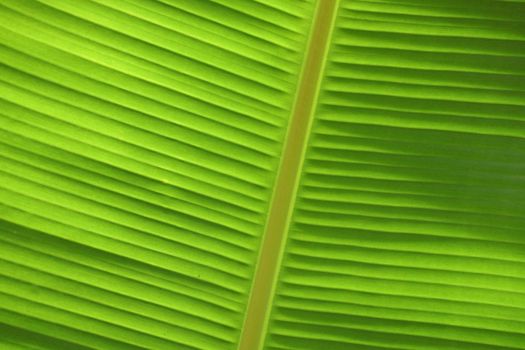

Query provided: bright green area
[1,0,525,349]
[0,0,315,349]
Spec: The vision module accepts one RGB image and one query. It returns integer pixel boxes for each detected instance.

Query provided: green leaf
[264,1,525,349]
[1,1,525,350]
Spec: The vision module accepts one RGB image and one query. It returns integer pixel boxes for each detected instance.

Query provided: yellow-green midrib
[238,1,340,349]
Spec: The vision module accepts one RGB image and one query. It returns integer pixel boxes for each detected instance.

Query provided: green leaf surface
[0,0,314,348]
[1,0,524,350]
[265,1,525,349]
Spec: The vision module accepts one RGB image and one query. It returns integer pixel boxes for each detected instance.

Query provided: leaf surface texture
[0,1,524,350]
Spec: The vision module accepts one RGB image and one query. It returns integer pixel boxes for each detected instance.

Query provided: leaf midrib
[237,1,341,349]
